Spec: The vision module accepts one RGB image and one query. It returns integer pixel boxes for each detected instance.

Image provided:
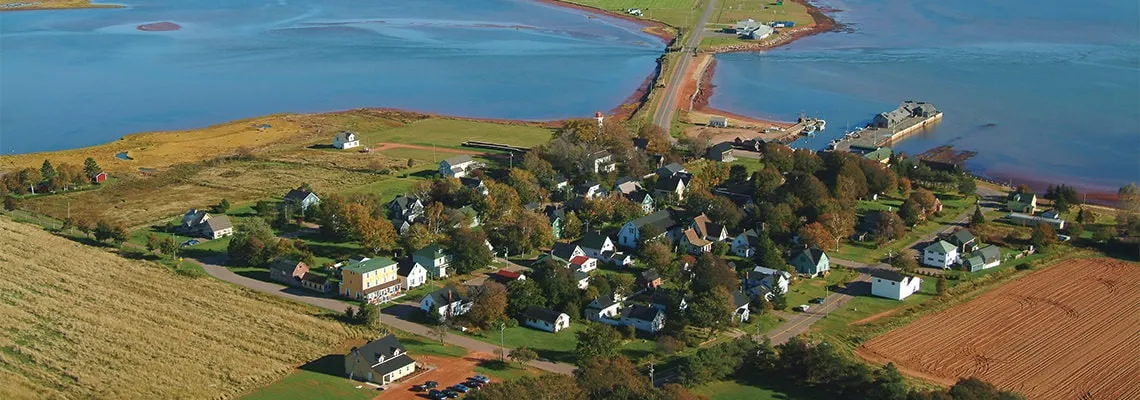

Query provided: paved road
[198,256,576,375]
[651,0,718,133]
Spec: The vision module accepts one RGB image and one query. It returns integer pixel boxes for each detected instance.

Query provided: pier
[832,101,942,152]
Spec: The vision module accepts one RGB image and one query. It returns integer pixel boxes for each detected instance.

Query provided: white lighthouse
[595,111,604,128]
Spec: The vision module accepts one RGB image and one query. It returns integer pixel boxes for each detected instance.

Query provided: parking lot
[382,352,495,400]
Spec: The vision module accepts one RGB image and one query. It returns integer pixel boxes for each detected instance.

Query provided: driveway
[197,255,576,375]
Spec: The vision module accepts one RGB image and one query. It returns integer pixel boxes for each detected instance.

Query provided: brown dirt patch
[381,352,494,400]
[849,309,899,326]
[858,258,1140,400]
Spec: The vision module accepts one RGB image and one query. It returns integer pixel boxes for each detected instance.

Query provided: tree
[215,198,231,214]
[159,236,178,255]
[690,253,738,294]
[94,220,128,244]
[563,211,583,240]
[401,224,439,254]
[753,231,790,272]
[867,363,908,400]
[508,168,547,204]
[957,176,976,197]
[506,279,546,319]
[898,199,923,226]
[768,285,787,311]
[446,227,493,274]
[468,282,509,328]
[533,259,580,310]
[1076,207,1097,225]
[707,196,744,230]
[1053,196,1071,214]
[146,233,162,252]
[575,356,656,400]
[83,157,102,179]
[890,249,918,273]
[509,347,538,366]
[3,197,18,212]
[40,159,57,185]
[466,375,584,400]
[936,276,948,296]
[1030,223,1057,248]
[970,206,986,228]
[688,287,735,338]
[575,323,621,364]
[433,323,448,343]
[1119,183,1140,213]
[227,217,278,266]
[798,222,836,251]
[873,211,906,243]
[898,177,912,197]
[1066,222,1084,240]
[910,189,938,216]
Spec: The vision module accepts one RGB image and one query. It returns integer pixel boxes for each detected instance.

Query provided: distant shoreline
[0,1,124,12]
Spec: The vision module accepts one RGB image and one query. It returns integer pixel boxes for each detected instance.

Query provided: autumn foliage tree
[798,222,836,251]
[467,282,508,328]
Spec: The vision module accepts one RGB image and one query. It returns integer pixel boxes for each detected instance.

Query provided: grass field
[784,268,859,308]
[835,194,976,263]
[711,0,815,26]
[0,216,367,400]
[354,118,553,150]
[563,0,706,27]
[694,380,799,400]
[239,369,374,400]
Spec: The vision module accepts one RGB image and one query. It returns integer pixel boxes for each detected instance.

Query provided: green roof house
[413,244,453,279]
[790,248,830,277]
[1006,192,1037,213]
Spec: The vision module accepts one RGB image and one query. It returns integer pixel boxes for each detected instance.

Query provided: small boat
[802,125,816,135]
[816,120,827,131]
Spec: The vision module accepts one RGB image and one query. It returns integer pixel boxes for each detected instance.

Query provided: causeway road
[198,256,576,375]
[651,0,718,134]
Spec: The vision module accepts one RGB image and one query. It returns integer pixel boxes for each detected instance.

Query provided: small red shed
[91,171,108,184]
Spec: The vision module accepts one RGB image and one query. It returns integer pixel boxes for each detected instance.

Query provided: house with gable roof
[790,248,830,277]
[333,131,360,149]
[439,155,479,178]
[345,334,417,384]
[282,186,320,212]
[922,240,960,269]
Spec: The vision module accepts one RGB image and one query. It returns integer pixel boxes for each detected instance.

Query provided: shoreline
[536,0,677,45]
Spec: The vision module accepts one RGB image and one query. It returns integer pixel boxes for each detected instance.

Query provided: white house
[587,151,617,174]
[420,287,471,322]
[577,232,616,261]
[439,155,478,178]
[333,131,360,150]
[746,266,791,296]
[691,214,728,242]
[523,306,570,333]
[922,240,960,269]
[397,260,427,291]
[575,182,604,199]
[585,295,624,322]
[569,255,598,273]
[732,230,762,258]
[871,270,922,301]
[574,271,591,290]
[413,244,452,279]
[179,209,234,239]
[621,304,665,333]
[345,335,416,384]
[282,187,321,212]
[731,292,751,323]
[618,210,677,249]
[653,174,688,201]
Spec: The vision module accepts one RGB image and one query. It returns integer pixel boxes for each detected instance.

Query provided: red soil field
[859,258,1140,400]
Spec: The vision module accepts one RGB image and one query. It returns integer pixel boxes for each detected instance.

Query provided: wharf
[833,106,943,152]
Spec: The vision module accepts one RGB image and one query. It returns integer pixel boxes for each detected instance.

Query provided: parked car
[443,389,460,398]
[428,389,445,400]
[809,297,825,304]
[465,380,484,389]
[452,384,470,393]
[424,381,439,389]
[180,239,200,247]
[1057,234,1072,242]
[793,304,810,312]
[472,375,491,383]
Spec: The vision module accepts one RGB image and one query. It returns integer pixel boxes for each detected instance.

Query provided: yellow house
[341,257,401,304]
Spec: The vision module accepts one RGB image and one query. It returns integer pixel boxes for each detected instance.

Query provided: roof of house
[614,178,641,195]
[351,334,408,366]
[732,291,750,309]
[396,260,424,277]
[628,190,652,203]
[458,205,478,218]
[523,306,565,324]
[862,147,893,162]
[459,177,484,188]
[654,175,687,192]
[639,269,660,282]
[343,257,397,275]
[738,229,762,247]
[587,294,621,310]
[707,142,734,156]
[623,304,662,321]
[301,272,328,285]
[569,255,592,266]
[575,182,601,195]
[948,230,976,246]
[426,286,466,306]
[493,269,522,280]
[658,163,685,177]
[372,354,415,377]
[578,232,610,250]
[683,228,712,247]
[574,271,590,282]
[284,187,316,202]
[649,290,674,306]
[551,242,582,260]
[414,244,448,259]
[544,205,566,221]
[269,258,305,272]
[390,195,420,210]
[632,138,649,150]
[627,209,676,232]
[924,240,957,254]
[363,279,402,294]
[334,131,356,141]
[692,214,724,238]
[977,245,1001,262]
[204,215,233,232]
[442,154,474,166]
[871,269,909,283]
[750,266,791,280]
[793,248,827,265]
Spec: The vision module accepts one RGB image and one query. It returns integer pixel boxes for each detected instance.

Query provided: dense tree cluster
[2,157,103,195]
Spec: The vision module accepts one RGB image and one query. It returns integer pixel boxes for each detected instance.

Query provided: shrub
[1015,262,1032,271]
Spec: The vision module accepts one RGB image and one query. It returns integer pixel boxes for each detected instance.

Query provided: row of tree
[1,157,102,195]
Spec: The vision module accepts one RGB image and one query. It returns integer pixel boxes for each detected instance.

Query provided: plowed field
[859,258,1140,400]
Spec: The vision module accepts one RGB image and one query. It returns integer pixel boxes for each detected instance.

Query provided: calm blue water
[0,0,661,154]
[710,0,1140,192]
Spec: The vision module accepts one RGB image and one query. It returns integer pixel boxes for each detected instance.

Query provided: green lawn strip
[472,360,542,381]
[562,0,702,27]
[783,268,858,309]
[838,194,975,263]
[338,176,423,202]
[470,324,584,364]
[730,157,764,174]
[239,369,374,400]
[693,379,801,400]
[356,118,552,150]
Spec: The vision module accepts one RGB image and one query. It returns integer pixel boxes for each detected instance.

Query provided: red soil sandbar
[137,21,181,31]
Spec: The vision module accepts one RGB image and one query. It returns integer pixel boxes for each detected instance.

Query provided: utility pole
[649,361,655,387]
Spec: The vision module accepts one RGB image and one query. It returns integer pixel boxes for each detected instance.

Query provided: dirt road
[651,0,718,133]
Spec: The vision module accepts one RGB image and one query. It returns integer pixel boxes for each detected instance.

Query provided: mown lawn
[783,268,859,308]
[711,0,816,26]
[355,119,552,150]
[240,369,375,400]
[564,0,705,27]
[836,194,976,263]
[694,380,798,400]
